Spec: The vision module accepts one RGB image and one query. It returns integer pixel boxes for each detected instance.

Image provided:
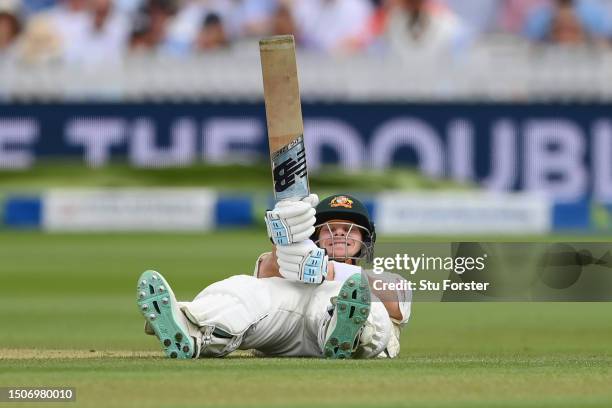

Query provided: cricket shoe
[136,270,201,359]
[322,273,371,359]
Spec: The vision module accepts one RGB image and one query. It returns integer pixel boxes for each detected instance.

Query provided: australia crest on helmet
[329,195,353,209]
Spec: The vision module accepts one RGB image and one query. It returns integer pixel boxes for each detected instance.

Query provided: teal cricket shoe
[136,270,200,359]
[323,273,371,359]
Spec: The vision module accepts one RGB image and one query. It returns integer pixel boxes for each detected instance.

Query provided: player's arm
[365,271,411,325]
[256,246,281,278]
[367,276,405,322]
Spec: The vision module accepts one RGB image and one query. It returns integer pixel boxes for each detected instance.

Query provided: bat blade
[259,35,309,201]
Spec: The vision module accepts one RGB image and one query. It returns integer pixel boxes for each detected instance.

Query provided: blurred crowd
[0,0,611,65]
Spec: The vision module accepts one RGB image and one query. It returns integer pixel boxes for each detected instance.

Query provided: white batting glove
[276,239,328,284]
[265,194,319,246]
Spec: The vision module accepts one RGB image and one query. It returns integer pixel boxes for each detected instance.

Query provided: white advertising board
[375,192,551,235]
[43,189,217,231]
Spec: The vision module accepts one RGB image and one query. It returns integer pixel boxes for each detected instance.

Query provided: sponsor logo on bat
[273,139,307,193]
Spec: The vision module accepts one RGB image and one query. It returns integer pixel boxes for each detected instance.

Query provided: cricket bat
[259,35,309,202]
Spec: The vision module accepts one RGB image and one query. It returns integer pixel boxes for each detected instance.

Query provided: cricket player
[137,194,411,359]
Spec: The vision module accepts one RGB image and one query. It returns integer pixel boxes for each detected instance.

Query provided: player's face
[317,219,363,260]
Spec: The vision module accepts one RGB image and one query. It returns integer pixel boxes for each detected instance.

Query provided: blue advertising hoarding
[1,102,611,229]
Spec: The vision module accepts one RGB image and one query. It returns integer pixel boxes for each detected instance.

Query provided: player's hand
[276,239,328,284]
[265,194,319,245]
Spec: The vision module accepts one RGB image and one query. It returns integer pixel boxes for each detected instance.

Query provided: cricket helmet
[311,194,376,263]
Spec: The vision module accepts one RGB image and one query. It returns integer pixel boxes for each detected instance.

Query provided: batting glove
[276,239,328,284]
[265,194,319,246]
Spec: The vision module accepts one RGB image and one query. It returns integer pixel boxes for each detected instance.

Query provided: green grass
[0,162,468,191]
[0,230,611,407]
